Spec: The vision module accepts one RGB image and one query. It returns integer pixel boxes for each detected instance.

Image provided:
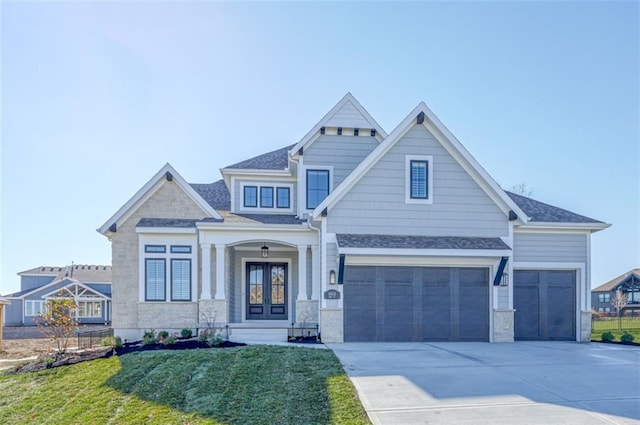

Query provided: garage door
[343,266,489,342]
[514,270,576,341]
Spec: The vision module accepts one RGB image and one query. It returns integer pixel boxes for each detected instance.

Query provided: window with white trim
[277,187,290,208]
[260,187,274,208]
[78,301,102,318]
[244,186,258,207]
[306,169,330,209]
[598,293,610,303]
[145,259,166,301]
[25,300,46,316]
[171,259,191,301]
[405,155,433,204]
[240,183,293,211]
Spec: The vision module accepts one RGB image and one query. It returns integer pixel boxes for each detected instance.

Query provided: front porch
[198,229,320,342]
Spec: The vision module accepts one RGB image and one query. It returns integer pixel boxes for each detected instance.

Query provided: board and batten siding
[327,125,508,237]
[324,100,376,129]
[304,135,378,189]
[513,232,588,263]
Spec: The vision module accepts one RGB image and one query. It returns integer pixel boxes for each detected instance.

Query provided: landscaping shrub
[601,331,615,342]
[162,336,177,345]
[101,336,123,348]
[180,328,193,338]
[157,330,169,341]
[621,332,635,343]
[142,330,157,345]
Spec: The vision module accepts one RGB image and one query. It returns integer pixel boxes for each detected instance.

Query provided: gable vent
[416,111,425,124]
[371,129,376,137]
[354,128,359,136]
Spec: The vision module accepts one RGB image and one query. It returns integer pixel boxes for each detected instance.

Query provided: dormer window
[240,182,293,212]
[277,187,290,208]
[307,169,330,209]
[244,186,258,207]
[260,187,274,208]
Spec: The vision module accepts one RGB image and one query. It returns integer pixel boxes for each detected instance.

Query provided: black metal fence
[288,324,320,342]
[592,316,640,332]
[77,328,113,349]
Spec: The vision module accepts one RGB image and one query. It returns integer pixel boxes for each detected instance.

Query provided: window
[405,155,433,204]
[78,301,102,318]
[171,259,191,301]
[276,187,290,208]
[145,245,166,253]
[260,187,274,208]
[628,290,640,303]
[170,245,192,254]
[598,293,610,303]
[25,300,46,316]
[244,186,258,207]
[306,169,330,209]
[145,259,166,301]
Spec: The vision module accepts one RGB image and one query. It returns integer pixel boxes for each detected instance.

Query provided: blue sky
[1,1,638,295]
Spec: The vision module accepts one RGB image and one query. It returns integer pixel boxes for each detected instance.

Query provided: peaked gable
[290,93,388,156]
[314,102,527,222]
[98,163,221,235]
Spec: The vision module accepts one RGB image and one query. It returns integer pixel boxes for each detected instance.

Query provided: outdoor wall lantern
[329,270,336,285]
[500,273,509,287]
[261,243,269,258]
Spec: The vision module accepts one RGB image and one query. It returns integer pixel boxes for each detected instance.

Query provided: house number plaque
[324,289,340,300]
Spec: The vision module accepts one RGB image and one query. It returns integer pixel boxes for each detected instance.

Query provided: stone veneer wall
[580,310,592,342]
[110,180,208,340]
[493,309,515,342]
[320,309,343,342]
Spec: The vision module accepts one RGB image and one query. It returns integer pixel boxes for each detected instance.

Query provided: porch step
[228,327,288,344]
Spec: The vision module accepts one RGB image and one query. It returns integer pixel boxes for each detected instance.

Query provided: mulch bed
[4,338,246,375]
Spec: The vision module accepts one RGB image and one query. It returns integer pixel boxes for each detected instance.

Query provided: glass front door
[246,262,288,320]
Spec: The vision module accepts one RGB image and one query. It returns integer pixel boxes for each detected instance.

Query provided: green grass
[0,346,370,425]
[591,317,640,342]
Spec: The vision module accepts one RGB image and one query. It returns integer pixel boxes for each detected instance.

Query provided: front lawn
[0,345,370,425]
[591,316,640,342]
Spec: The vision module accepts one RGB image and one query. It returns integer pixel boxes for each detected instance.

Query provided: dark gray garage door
[514,270,576,341]
[343,266,489,342]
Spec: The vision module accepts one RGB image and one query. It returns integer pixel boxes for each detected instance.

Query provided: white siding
[513,232,588,263]
[325,100,374,129]
[304,135,378,188]
[497,286,509,309]
[327,125,508,237]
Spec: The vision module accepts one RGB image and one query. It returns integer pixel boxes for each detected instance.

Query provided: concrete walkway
[329,342,640,425]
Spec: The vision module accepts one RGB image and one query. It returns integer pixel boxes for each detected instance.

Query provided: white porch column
[201,243,212,299]
[215,244,226,299]
[311,244,319,299]
[298,245,308,300]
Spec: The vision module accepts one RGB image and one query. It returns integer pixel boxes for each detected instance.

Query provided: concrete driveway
[328,342,640,425]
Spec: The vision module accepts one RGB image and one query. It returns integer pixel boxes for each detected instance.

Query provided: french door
[246,262,288,320]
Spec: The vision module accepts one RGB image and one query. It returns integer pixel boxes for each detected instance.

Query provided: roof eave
[517,222,611,232]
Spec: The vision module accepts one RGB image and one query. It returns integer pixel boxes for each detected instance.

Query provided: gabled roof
[224,144,295,170]
[337,234,510,250]
[592,269,640,292]
[0,297,11,305]
[289,93,388,156]
[506,191,606,225]
[40,278,110,299]
[18,265,112,283]
[313,102,529,221]
[98,163,222,235]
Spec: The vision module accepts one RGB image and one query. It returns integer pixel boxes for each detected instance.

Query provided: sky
[1,1,638,295]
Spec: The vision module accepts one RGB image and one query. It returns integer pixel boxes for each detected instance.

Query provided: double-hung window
[405,155,433,204]
[25,300,46,316]
[260,187,274,208]
[145,258,166,301]
[306,169,330,209]
[276,187,290,208]
[244,186,258,208]
[171,259,191,301]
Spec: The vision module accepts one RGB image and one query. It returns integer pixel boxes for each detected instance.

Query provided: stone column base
[493,309,515,342]
[295,300,319,324]
[199,299,228,325]
[320,308,343,343]
[580,310,592,342]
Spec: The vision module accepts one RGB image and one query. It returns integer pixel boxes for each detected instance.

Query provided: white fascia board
[221,169,292,177]
[40,280,109,300]
[515,222,611,232]
[98,163,221,235]
[17,272,58,277]
[15,278,68,299]
[289,93,388,157]
[419,105,529,222]
[338,247,512,258]
[312,103,427,219]
[136,227,197,234]
[196,222,309,232]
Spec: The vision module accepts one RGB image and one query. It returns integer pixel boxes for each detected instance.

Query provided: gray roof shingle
[224,144,294,170]
[137,218,202,228]
[336,234,510,250]
[507,191,603,224]
[191,180,231,210]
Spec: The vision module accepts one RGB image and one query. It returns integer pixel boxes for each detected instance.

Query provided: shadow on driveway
[329,341,640,425]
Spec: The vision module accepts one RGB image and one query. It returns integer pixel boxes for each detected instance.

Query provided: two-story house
[3,265,112,326]
[98,93,608,343]
[592,269,640,316]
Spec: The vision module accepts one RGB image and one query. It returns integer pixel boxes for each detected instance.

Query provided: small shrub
[601,331,614,342]
[142,330,157,345]
[180,328,193,338]
[621,332,635,343]
[157,330,169,341]
[103,336,124,348]
[163,336,177,345]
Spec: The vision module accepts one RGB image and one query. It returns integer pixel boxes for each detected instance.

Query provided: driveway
[328,342,640,425]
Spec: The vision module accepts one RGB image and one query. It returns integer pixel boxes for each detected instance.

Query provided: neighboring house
[98,93,609,343]
[3,265,112,326]
[591,269,640,315]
